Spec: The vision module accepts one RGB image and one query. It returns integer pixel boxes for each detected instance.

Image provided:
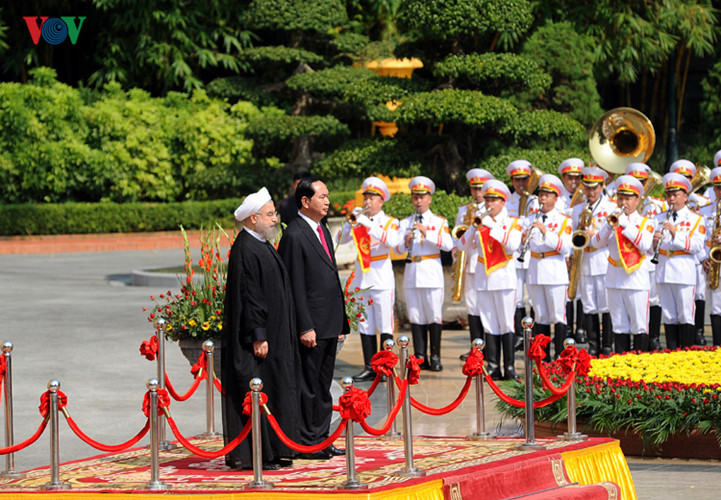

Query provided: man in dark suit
[278,176,349,459]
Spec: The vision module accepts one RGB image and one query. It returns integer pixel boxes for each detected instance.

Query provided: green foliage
[397,89,517,126]
[206,76,277,106]
[244,0,348,33]
[313,138,422,180]
[383,190,467,222]
[0,199,241,236]
[474,148,591,183]
[238,46,326,67]
[434,53,552,96]
[287,66,376,98]
[246,115,350,157]
[500,110,587,149]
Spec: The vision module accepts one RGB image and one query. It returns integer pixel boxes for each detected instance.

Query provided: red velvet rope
[0,353,7,377]
[338,388,371,422]
[485,374,566,408]
[365,373,382,397]
[242,391,268,415]
[190,352,206,379]
[370,350,398,377]
[528,334,552,362]
[359,379,408,436]
[39,390,67,418]
[66,417,150,452]
[214,378,222,392]
[139,336,158,361]
[267,414,347,453]
[166,415,252,459]
[462,348,485,377]
[410,376,473,415]
[0,418,48,455]
[142,388,171,417]
[534,360,576,396]
[406,356,421,384]
[165,371,204,401]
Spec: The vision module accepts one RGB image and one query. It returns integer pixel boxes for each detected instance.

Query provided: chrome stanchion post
[42,380,70,491]
[396,335,425,477]
[155,318,174,450]
[467,338,494,441]
[246,378,272,490]
[338,377,366,490]
[516,317,545,451]
[145,378,169,491]
[558,338,588,442]
[381,338,401,440]
[199,340,220,438]
[1,342,26,479]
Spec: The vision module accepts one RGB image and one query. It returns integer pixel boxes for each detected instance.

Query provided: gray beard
[256,220,278,242]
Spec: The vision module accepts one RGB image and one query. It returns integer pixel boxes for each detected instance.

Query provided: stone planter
[533,420,721,459]
[178,337,222,376]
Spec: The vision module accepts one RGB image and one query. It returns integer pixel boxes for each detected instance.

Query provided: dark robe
[221,229,301,469]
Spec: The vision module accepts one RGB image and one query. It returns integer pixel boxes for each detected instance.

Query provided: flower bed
[497,346,721,456]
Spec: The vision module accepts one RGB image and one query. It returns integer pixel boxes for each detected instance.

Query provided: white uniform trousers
[710,287,721,315]
[475,289,516,335]
[607,289,650,335]
[405,287,444,324]
[528,284,567,325]
[657,283,696,325]
[696,262,706,301]
[580,274,609,314]
[648,269,660,307]
[358,289,394,336]
[515,268,531,309]
[463,271,477,315]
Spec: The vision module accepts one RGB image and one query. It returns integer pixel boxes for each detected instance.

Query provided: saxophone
[708,198,721,290]
[568,200,593,300]
[451,202,479,301]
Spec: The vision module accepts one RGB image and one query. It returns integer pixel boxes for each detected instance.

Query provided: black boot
[575,301,587,343]
[711,314,721,346]
[411,324,430,369]
[681,323,695,348]
[665,324,679,350]
[648,305,662,351]
[533,323,552,362]
[614,333,630,354]
[554,322,567,359]
[513,307,525,351]
[502,333,518,380]
[566,301,575,338]
[353,335,378,382]
[586,313,600,356]
[694,299,707,346]
[601,313,614,356]
[460,315,484,360]
[633,334,648,352]
[485,334,502,380]
[428,323,443,371]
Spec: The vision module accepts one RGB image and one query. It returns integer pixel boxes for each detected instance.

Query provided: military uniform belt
[370,254,389,262]
[410,253,440,262]
[530,251,559,259]
[659,249,690,258]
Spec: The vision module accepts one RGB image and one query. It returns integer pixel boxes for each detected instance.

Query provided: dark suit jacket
[278,216,349,340]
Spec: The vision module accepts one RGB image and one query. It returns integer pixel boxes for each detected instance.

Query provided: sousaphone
[589,107,655,174]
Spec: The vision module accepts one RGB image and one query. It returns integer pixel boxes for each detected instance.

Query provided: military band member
[456,180,521,379]
[395,176,454,371]
[523,174,572,360]
[652,173,706,349]
[572,166,617,356]
[557,158,586,344]
[339,177,400,381]
[506,160,539,350]
[453,168,494,361]
[700,167,721,347]
[669,159,709,346]
[626,163,664,350]
[593,176,654,353]
[702,150,721,203]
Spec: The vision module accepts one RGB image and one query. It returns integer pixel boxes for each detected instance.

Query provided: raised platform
[0,436,634,499]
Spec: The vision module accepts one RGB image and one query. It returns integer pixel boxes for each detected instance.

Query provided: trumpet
[517,210,542,263]
[405,207,422,263]
[606,208,625,228]
[451,203,485,240]
[346,207,370,225]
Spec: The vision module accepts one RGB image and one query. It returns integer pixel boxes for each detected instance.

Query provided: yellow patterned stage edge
[0,480,444,500]
[561,439,636,500]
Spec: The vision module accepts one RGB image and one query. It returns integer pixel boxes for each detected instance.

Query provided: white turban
[234,187,272,221]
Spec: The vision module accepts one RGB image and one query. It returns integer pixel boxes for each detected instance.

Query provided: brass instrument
[606,208,624,228]
[346,207,370,224]
[569,184,585,208]
[517,210,542,263]
[568,200,593,299]
[650,210,673,265]
[405,207,422,263]
[518,166,546,216]
[708,198,721,290]
[687,165,712,213]
[589,107,655,174]
[451,202,483,301]
[637,170,663,214]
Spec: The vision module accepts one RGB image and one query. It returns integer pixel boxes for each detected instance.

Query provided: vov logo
[23,17,86,45]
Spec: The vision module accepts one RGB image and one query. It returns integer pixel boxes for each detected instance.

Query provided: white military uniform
[458,207,521,334]
[595,210,654,334]
[574,193,617,314]
[526,208,573,324]
[396,209,453,324]
[700,202,721,314]
[454,203,482,316]
[507,191,539,309]
[340,210,399,336]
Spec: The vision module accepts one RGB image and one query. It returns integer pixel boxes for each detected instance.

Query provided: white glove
[355,214,372,228]
[482,215,494,228]
[617,213,630,228]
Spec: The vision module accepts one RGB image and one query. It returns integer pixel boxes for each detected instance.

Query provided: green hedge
[0,199,242,236]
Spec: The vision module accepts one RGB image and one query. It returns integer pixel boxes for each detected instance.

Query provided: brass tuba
[708,198,721,290]
[589,108,655,174]
[688,165,711,212]
[518,166,546,216]
[637,170,663,214]
[568,201,593,300]
[451,202,484,301]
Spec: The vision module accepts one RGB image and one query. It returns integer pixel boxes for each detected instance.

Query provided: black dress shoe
[325,444,346,456]
[459,351,471,361]
[352,367,376,382]
[263,462,282,470]
[298,450,332,460]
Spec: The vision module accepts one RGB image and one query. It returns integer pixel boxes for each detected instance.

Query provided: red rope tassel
[267,414,347,453]
[166,415,251,459]
[359,379,407,436]
[66,417,150,452]
[410,376,472,415]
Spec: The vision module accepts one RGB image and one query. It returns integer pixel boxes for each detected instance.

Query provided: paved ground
[0,233,719,498]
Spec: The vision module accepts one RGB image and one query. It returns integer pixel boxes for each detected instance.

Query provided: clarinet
[650,210,673,265]
[405,207,422,263]
[517,210,542,263]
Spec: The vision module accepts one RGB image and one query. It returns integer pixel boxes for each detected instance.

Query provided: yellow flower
[202,322,210,331]
[189,319,198,327]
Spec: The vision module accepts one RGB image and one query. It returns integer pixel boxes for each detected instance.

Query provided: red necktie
[317,224,332,260]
